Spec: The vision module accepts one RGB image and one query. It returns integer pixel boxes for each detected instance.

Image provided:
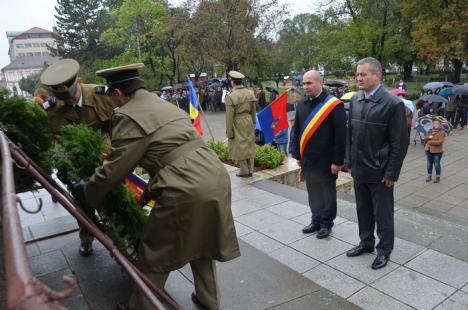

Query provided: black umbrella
[324,80,346,87]
[420,94,448,103]
[452,85,468,96]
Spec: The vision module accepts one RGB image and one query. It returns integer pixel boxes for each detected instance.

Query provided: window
[27,52,33,56]
[40,43,47,47]
[42,51,49,56]
[25,43,32,48]
[33,43,40,47]
[18,53,25,56]
[34,52,42,56]
[16,43,24,48]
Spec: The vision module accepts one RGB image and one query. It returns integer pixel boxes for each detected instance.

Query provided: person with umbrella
[425,118,446,183]
[452,86,468,129]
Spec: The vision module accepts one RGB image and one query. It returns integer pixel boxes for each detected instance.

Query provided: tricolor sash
[299,95,342,157]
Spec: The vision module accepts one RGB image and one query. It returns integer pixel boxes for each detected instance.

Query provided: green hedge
[50,124,147,261]
[0,91,53,192]
[207,140,286,170]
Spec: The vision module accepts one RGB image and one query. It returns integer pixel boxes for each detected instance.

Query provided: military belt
[154,138,205,171]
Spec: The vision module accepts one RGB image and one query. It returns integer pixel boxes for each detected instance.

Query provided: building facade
[2,27,58,96]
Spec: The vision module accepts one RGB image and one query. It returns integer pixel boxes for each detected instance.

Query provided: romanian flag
[187,79,203,136]
[257,91,288,143]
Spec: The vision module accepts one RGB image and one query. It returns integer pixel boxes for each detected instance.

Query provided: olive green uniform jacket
[85,89,240,272]
[225,86,256,160]
[47,84,116,134]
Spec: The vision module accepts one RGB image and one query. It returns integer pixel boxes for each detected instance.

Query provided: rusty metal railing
[1,131,75,309]
[2,130,182,309]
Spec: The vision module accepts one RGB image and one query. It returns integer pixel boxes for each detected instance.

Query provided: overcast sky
[0,0,317,69]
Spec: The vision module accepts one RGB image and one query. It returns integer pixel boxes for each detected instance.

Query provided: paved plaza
[17,111,468,309]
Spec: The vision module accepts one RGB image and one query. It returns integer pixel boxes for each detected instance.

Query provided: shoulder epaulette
[94,85,108,95]
[42,98,56,110]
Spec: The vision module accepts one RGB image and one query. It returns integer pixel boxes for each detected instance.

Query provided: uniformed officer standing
[40,59,117,257]
[225,70,257,177]
[75,63,240,309]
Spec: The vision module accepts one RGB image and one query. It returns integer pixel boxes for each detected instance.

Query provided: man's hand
[57,169,72,186]
[298,169,305,182]
[382,178,395,187]
[70,180,87,207]
[331,164,342,175]
[296,160,302,167]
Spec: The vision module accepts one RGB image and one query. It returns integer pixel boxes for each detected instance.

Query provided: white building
[2,55,58,96]
[2,27,59,96]
[7,27,57,61]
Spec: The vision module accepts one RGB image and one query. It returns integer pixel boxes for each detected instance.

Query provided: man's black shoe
[346,245,374,257]
[316,227,332,239]
[302,223,320,234]
[371,255,389,269]
[79,242,93,257]
[236,173,253,178]
[191,292,210,310]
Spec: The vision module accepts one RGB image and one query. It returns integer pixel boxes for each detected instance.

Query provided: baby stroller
[413,114,453,146]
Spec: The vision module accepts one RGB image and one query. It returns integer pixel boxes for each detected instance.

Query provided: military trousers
[238,156,254,175]
[78,204,95,244]
[129,258,220,310]
[354,180,394,256]
[304,172,337,229]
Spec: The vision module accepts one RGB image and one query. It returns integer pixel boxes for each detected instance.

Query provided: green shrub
[50,124,147,261]
[254,144,286,169]
[0,90,53,192]
[207,140,286,170]
[207,140,229,162]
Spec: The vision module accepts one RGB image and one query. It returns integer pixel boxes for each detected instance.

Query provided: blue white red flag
[187,79,203,135]
[257,91,288,143]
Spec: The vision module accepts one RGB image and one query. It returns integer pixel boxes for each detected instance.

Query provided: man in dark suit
[345,57,408,269]
[291,70,347,239]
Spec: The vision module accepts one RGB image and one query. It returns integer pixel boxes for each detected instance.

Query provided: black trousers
[304,172,337,229]
[354,180,394,256]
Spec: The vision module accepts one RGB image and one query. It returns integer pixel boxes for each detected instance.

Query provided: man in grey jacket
[345,57,408,270]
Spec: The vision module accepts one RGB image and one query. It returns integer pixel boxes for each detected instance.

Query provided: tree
[402,0,468,83]
[53,0,111,64]
[101,0,168,85]
[189,0,288,72]
[19,72,41,96]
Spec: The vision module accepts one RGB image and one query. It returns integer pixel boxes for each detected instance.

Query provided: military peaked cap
[40,59,80,100]
[96,63,145,88]
[228,70,245,80]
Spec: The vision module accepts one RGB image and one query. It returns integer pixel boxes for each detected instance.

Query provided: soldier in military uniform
[40,59,117,257]
[225,70,257,177]
[40,59,116,134]
[73,63,240,309]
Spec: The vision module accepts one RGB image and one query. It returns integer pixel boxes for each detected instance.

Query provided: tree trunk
[403,61,413,80]
[451,59,462,84]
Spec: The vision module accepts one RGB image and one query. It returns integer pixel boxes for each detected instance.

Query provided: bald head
[302,70,324,97]
[303,70,322,81]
